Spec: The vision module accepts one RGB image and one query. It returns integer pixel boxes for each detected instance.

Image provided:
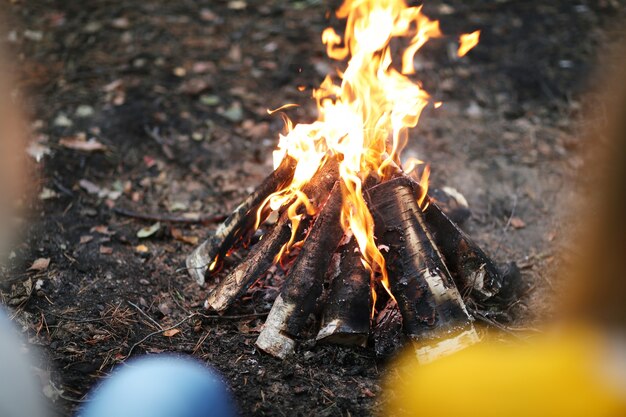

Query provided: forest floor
[1,0,625,416]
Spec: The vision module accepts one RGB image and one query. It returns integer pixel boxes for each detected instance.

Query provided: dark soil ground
[1,0,625,416]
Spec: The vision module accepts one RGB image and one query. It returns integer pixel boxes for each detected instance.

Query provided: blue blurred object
[81,355,237,417]
[0,307,47,417]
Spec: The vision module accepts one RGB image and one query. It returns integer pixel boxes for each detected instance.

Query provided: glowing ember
[458,30,481,57]
[258,0,479,296]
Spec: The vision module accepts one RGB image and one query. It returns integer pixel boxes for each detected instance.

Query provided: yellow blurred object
[384,328,626,417]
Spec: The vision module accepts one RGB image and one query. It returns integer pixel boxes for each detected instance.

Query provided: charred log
[316,238,372,346]
[206,158,340,312]
[417,188,502,302]
[187,155,298,285]
[372,298,405,358]
[367,177,478,364]
[256,182,344,359]
[428,187,471,225]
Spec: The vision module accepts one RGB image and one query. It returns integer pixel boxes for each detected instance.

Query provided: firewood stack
[187,155,517,363]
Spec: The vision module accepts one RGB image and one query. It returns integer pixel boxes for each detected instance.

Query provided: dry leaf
[137,222,161,239]
[510,217,526,229]
[162,328,180,337]
[28,258,50,271]
[80,235,94,244]
[79,179,102,195]
[99,246,113,254]
[59,137,107,152]
[91,225,114,235]
[27,142,51,162]
[135,244,149,253]
[38,187,58,200]
[171,228,199,245]
[178,77,212,95]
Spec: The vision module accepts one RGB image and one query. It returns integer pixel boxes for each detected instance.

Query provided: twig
[197,312,269,320]
[124,314,197,360]
[470,309,526,341]
[127,301,163,331]
[494,193,518,258]
[144,125,174,160]
[112,206,226,225]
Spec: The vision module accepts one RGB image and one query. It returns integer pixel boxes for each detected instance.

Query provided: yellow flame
[458,30,480,57]
[258,0,473,303]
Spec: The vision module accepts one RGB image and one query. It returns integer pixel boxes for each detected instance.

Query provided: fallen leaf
[228,1,247,10]
[137,222,161,239]
[510,217,526,229]
[199,94,220,106]
[171,228,199,245]
[38,187,58,200]
[103,79,123,92]
[361,388,376,398]
[178,77,212,95]
[192,61,216,74]
[135,244,149,253]
[75,105,94,118]
[199,8,219,22]
[26,142,51,162]
[28,258,50,271]
[53,113,73,127]
[111,17,130,29]
[220,102,243,122]
[80,235,94,244]
[60,137,107,152]
[90,225,114,235]
[163,328,180,337]
[99,246,113,254]
[79,179,101,194]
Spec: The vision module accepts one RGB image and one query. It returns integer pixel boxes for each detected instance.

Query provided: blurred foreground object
[0,309,47,417]
[0,50,26,256]
[385,329,626,417]
[81,355,237,417]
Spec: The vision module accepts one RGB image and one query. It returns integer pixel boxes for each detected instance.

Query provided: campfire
[187,0,516,362]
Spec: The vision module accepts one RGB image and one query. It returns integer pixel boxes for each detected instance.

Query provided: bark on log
[367,177,479,364]
[412,182,502,301]
[256,182,344,359]
[186,155,298,285]
[373,298,405,358]
[428,187,471,225]
[316,238,371,346]
[206,158,340,312]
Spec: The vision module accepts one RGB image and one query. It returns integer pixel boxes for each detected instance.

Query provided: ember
[187,0,516,361]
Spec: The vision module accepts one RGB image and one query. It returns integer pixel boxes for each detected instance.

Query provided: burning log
[256,182,344,359]
[373,298,405,358]
[367,177,479,364]
[186,155,297,285]
[316,238,372,346]
[428,187,471,225]
[409,181,502,301]
[205,158,340,312]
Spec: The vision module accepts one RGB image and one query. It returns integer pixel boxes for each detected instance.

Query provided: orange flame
[258,0,477,304]
[458,30,480,57]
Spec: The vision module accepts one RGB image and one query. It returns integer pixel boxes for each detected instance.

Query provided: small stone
[228,1,247,10]
[84,21,102,33]
[510,217,526,229]
[53,113,73,127]
[75,105,94,118]
[199,95,220,106]
[23,30,43,41]
[221,102,243,122]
